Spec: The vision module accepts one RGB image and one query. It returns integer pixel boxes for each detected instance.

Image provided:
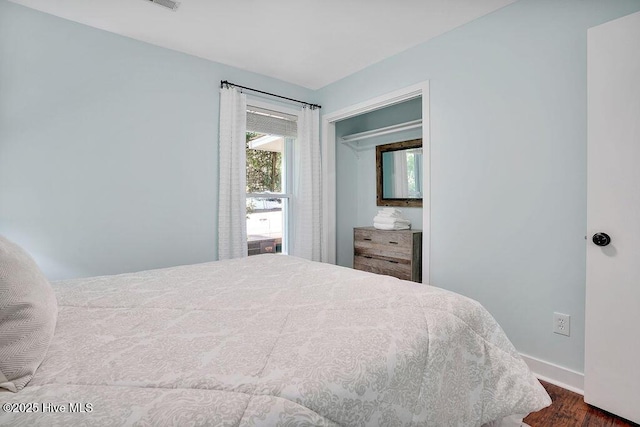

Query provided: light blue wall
[0,1,314,280]
[334,99,422,267]
[319,0,640,373]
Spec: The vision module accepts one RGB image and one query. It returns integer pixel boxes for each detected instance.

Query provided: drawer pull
[389,241,398,244]
[388,260,399,264]
[363,238,372,241]
[364,256,373,259]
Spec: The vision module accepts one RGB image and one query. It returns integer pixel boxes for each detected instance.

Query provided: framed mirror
[376,139,423,207]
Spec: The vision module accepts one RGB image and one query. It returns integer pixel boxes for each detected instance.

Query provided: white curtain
[393,151,409,198]
[292,107,322,261]
[218,87,247,259]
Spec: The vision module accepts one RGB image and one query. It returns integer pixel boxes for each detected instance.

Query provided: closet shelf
[340,119,422,144]
[340,119,422,157]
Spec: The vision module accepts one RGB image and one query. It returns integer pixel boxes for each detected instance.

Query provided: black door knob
[592,233,611,247]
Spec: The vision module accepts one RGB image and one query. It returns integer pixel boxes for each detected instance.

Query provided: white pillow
[0,236,57,392]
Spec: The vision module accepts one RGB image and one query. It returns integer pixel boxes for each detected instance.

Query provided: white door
[585,11,640,424]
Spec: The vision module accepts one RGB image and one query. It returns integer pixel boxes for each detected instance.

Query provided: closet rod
[220,80,321,110]
[340,119,422,143]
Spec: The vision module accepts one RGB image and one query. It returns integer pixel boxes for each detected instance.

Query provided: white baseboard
[520,353,584,395]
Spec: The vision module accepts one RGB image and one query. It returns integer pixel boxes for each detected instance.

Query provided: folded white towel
[376,211,404,218]
[373,215,411,225]
[373,222,411,230]
[382,207,402,214]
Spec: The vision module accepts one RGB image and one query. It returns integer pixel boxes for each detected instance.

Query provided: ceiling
[8,0,515,90]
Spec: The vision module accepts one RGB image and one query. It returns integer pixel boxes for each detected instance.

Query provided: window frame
[245,99,301,255]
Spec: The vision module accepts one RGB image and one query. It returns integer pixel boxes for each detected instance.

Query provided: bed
[1,244,550,426]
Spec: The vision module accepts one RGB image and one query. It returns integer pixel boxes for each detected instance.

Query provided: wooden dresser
[353,227,422,282]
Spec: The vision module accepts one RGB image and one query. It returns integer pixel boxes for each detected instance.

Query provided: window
[245,103,297,256]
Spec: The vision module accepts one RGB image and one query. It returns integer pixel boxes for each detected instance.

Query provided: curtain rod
[220,80,321,110]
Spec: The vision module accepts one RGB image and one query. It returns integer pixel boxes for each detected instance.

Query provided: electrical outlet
[553,312,571,336]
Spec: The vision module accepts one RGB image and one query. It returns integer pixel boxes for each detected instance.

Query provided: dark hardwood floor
[524,381,638,427]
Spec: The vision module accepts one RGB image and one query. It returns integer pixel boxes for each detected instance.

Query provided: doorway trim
[321,81,431,283]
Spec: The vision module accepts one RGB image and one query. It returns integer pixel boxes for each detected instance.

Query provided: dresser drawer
[354,255,412,281]
[354,228,413,260]
[354,240,411,261]
[354,228,414,247]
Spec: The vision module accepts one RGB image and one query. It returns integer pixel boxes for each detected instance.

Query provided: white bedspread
[0,254,550,426]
